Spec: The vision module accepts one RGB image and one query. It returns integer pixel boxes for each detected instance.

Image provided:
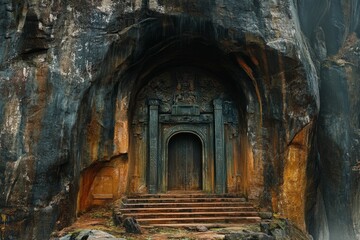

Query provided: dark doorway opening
[168,133,203,191]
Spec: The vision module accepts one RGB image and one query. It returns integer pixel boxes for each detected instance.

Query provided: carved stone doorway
[132,67,240,194]
[168,133,202,191]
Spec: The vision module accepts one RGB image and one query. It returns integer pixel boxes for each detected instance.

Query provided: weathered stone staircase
[116,193,261,228]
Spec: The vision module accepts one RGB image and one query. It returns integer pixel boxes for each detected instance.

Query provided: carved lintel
[159,114,213,123]
[171,105,200,116]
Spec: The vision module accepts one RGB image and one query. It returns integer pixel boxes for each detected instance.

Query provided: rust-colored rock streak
[77,157,128,213]
[280,123,313,231]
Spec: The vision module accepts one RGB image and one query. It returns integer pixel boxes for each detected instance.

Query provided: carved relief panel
[134,67,227,117]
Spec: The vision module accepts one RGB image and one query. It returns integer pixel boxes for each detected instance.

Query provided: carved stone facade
[131,67,240,193]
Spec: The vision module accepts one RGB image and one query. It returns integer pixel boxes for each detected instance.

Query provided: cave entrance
[168,133,203,191]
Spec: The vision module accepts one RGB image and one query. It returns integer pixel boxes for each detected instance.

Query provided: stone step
[140,223,251,228]
[117,193,260,227]
[122,211,259,219]
[136,216,261,225]
[124,197,247,203]
[122,201,251,208]
[120,206,256,213]
[126,193,245,199]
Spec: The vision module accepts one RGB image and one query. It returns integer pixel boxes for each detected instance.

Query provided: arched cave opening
[74,37,260,212]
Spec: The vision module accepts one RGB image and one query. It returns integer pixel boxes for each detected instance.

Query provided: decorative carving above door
[134,67,228,117]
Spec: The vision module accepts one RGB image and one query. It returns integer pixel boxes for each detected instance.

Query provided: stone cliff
[0,0,359,239]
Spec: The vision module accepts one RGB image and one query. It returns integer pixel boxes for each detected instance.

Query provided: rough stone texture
[225,219,312,240]
[122,217,142,234]
[59,229,123,240]
[297,1,360,239]
[259,212,273,220]
[225,231,275,240]
[314,34,360,240]
[0,0,359,239]
[196,225,209,232]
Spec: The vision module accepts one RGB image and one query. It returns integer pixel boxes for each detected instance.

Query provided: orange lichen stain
[277,52,287,131]
[24,65,50,153]
[86,107,102,163]
[226,141,236,193]
[127,118,151,193]
[77,156,128,213]
[245,137,264,201]
[114,121,128,153]
[261,50,271,84]
[236,56,255,81]
[114,95,129,154]
[245,48,260,67]
[236,56,263,119]
[226,132,244,194]
[279,123,312,231]
[250,54,259,66]
[78,163,101,213]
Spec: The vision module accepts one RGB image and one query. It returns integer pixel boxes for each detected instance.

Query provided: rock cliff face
[0,0,359,239]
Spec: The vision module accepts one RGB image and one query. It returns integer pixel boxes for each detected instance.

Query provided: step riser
[126,194,245,199]
[122,212,259,219]
[137,218,260,224]
[124,198,243,204]
[117,194,260,226]
[124,198,246,203]
[123,203,252,208]
[121,207,256,213]
[141,223,251,228]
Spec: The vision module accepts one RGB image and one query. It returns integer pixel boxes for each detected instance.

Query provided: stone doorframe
[148,98,226,194]
[160,125,212,193]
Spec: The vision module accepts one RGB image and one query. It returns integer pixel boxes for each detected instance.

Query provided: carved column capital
[148,99,160,106]
[213,99,223,110]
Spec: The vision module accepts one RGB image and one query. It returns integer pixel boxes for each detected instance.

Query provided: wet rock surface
[224,231,274,240]
[59,229,124,240]
[0,0,359,239]
[123,217,142,234]
[314,34,360,240]
[223,219,311,240]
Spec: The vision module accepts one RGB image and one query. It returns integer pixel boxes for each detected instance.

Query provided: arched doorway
[168,133,202,191]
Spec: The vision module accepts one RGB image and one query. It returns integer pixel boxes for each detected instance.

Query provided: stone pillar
[148,99,160,194]
[214,99,225,194]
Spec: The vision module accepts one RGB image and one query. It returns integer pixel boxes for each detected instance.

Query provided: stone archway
[160,126,212,193]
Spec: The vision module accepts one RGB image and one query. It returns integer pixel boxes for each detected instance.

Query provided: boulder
[59,229,124,240]
[123,217,142,234]
[224,231,274,240]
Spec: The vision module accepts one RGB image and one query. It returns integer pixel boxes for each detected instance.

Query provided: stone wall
[0,0,359,239]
